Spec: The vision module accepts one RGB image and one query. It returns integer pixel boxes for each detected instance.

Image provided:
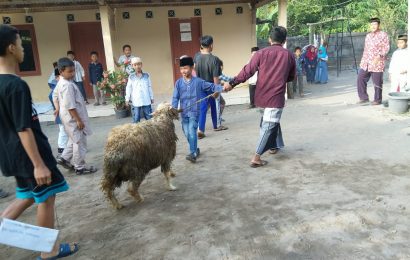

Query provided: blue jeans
[132,105,152,123]
[181,117,198,155]
[198,96,217,132]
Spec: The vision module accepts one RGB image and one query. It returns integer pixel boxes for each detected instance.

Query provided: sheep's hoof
[134,196,144,203]
[168,184,177,191]
[113,203,124,210]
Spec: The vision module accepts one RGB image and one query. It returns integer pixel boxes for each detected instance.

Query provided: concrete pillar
[408,0,410,85]
[99,5,115,71]
[278,0,287,28]
[251,5,257,47]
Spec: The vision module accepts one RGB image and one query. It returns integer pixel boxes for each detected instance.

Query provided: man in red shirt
[357,17,390,105]
[224,26,296,168]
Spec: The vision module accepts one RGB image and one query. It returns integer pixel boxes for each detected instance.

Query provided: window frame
[14,24,41,77]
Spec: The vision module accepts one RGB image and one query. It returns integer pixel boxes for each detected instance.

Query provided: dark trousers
[249,84,256,107]
[357,69,383,102]
[292,75,304,95]
[286,83,294,99]
[74,81,87,101]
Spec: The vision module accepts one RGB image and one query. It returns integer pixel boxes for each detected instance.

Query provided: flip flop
[214,126,228,131]
[269,149,278,154]
[36,243,79,260]
[250,160,268,168]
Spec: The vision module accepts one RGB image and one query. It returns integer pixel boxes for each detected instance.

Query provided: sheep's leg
[106,187,123,210]
[127,181,144,203]
[102,176,123,210]
[161,163,177,191]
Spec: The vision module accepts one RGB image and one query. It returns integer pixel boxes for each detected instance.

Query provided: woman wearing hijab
[315,41,329,84]
[304,45,317,84]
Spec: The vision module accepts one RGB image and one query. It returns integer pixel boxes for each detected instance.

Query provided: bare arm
[18,129,51,186]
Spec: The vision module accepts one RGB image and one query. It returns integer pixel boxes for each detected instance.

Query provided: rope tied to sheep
[178,93,216,113]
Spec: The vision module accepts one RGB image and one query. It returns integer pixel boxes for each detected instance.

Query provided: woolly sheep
[101,102,179,209]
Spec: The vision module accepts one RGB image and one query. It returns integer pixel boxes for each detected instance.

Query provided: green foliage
[256,0,408,41]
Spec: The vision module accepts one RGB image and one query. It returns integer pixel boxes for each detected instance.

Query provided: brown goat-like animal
[101,102,179,209]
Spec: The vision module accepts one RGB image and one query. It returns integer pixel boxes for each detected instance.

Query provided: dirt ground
[1,71,410,260]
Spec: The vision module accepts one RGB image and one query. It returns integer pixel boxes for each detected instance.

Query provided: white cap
[131,57,142,64]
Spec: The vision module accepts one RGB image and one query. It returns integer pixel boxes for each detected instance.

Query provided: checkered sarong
[255,108,284,155]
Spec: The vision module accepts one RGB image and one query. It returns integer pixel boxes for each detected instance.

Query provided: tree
[257,0,408,42]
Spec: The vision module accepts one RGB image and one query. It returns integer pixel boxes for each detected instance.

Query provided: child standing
[388,34,408,93]
[0,24,78,259]
[88,51,106,106]
[115,44,136,75]
[293,47,304,97]
[315,41,329,84]
[51,68,68,159]
[125,57,154,123]
[172,56,224,163]
[304,45,317,84]
[248,47,259,108]
[53,57,97,175]
[218,59,232,123]
[67,50,87,104]
[47,62,58,103]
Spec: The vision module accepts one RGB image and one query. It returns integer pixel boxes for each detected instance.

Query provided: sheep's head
[152,102,179,120]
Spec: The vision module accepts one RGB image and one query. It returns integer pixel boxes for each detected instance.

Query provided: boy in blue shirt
[172,56,225,163]
[88,51,105,106]
[293,47,304,97]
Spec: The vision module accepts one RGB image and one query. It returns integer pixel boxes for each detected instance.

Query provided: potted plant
[97,70,129,118]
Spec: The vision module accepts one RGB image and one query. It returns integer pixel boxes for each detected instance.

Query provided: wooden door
[169,17,202,82]
[68,22,106,98]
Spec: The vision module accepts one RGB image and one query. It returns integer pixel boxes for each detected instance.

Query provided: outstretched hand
[223,82,233,92]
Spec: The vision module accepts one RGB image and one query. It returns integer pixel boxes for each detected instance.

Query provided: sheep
[101,102,179,210]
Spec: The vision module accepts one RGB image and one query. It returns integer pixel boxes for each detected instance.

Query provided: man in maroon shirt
[224,26,296,168]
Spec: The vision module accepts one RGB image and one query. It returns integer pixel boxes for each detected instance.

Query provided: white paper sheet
[0,218,59,252]
[181,32,192,42]
[179,22,191,32]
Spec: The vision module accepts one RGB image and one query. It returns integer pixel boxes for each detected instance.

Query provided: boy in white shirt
[53,58,97,175]
[125,57,154,123]
[388,34,408,93]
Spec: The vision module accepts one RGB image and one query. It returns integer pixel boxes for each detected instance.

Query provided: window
[14,24,41,76]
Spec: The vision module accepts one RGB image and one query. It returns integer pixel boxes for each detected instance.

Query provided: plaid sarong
[255,108,284,155]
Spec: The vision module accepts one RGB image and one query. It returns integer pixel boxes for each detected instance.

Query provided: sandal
[269,149,278,154]
[250,160,268,168]
[56,158,74,170]
[197,131,206,139]
[214,126,228,131]
[75,166,98,175]
[36,243,79,260]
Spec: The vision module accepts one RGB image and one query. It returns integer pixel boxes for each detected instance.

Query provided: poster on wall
[179,23,191,32]
[181,32,192,42]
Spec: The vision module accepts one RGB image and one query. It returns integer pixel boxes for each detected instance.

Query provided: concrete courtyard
[1,70,410,259]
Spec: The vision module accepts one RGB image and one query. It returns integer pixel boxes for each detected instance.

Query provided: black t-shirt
[194,53,221,83]
[0,74,56,178]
